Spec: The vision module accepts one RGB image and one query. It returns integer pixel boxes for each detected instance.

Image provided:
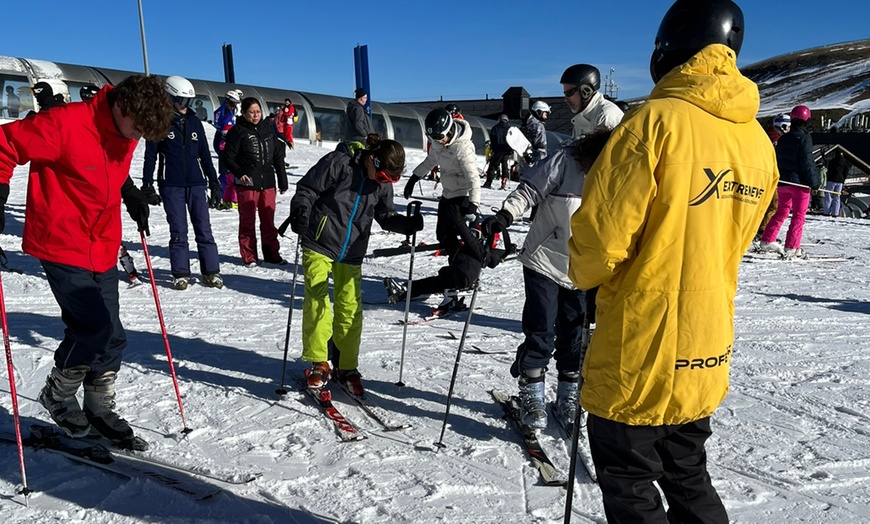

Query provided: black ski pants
[485,150,513,185]
[511,267,584,378]
[587,414,728,524]
[41,261,127,380]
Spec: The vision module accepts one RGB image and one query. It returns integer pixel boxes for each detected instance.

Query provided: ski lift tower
[604,67,620,100]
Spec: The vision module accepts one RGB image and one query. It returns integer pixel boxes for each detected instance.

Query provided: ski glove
[403,175,421,199]
[289,207,309,235]
[481,209,513,237]
[404,214,424,234]
[209,180,222,208]
[121,178,151,236]
[0,182,8,234]
[141,184,161,206]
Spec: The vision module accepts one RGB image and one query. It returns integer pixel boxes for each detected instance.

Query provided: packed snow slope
[1,127,869,523]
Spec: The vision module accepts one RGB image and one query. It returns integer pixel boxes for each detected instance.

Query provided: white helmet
[225,90,241,104]
[164,75,195,99]
[531,101,551,118]
[773,113,791,133]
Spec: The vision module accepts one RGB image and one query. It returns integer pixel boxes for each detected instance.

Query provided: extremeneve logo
[688,168,766,207]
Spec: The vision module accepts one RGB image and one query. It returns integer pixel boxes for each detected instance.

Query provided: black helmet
[559,64,600,102]
[79,85,99,101]
[425,108,453,140]
[650,0,744,84]
[445,103,461,117]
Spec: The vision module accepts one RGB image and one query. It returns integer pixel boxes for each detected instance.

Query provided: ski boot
[83,371,147,450]
[431,290,465,317]
[554,373,580,430]
[37,366,91,438]
[784,247,809,260]
[758,241,785,256]
[306,362,331,389]
[173,276,189,290]
[518,371,547,431]
[204,273,224,289]
[336,369,365,396]
[383,277,407,305]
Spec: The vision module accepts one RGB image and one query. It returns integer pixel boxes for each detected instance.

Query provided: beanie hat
[354,88,367,99]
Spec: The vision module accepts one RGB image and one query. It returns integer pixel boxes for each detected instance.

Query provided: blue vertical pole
[354,45,372,122]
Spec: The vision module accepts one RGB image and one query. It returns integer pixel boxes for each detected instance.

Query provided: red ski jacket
[0,86,138,272]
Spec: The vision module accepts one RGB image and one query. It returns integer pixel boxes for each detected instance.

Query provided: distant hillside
[744,39,870,127]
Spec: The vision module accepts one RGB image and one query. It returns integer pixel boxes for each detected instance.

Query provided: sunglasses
[373,156,401,184]
[563,85,595,100]
[428,130,450,140]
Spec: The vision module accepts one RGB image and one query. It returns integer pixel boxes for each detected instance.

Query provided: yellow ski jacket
[568,44,779,426]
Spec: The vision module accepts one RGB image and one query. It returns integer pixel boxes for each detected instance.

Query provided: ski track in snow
[0,124,869,523]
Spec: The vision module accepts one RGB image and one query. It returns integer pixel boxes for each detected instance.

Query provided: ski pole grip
[407,200,422,217]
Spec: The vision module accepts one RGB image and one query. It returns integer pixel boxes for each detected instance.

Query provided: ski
[549,404,598,483]
[371,242,442,258]
[335,382,411,431]
[89,436,259,485]
[490,390,567,487]
[397,299,471,326]
[0,425,222,500]
[743,252,854,262]
[302,385,367,442]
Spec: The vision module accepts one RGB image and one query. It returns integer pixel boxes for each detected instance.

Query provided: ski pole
[563,286,598,524]
[433,280,480,449]
[396,201,421,388]
[0,255,31,503]
[276,238,302,396]
[140,231,192,434]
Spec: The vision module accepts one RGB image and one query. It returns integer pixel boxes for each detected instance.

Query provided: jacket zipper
[337,175,366,262]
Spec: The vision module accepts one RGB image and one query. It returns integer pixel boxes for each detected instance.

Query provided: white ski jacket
[412,119,481,206]
[500,141,584,288]
[571,91,624,137]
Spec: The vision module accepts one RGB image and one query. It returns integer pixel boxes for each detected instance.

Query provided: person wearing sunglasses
[142,75,224,290]
[284,139,423,393]
[561,64,624,137]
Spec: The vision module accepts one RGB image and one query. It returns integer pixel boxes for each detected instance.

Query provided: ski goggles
[373,156,402,184]
[169,95,193,110]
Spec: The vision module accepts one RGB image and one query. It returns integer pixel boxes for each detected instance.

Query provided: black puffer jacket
[775,126,820,189]
[223,117,288,191]
[290,143,410,265]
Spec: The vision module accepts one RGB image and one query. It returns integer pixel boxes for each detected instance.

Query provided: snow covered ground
[1,127,869,523]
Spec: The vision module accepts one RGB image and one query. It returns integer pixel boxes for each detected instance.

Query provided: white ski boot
[518,371,547,430]
[83,371,146,450]
[37,366,91,438]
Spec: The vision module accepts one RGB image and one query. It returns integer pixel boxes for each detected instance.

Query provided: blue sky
[3,1,868,102]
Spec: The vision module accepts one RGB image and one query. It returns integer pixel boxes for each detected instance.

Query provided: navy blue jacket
[143,110,218,188]
[775,125,820,189]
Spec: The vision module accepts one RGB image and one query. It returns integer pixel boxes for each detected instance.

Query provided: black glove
[121,178,150,236]
[0,183,8,234]
[289,207,309,235]
[404,214,424,235]
[522,152,535,165]
[481,209,513,237]
[403,175,420,199]
[128,202,150,236]
[141,184,161,206]
[209,180,222,208]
